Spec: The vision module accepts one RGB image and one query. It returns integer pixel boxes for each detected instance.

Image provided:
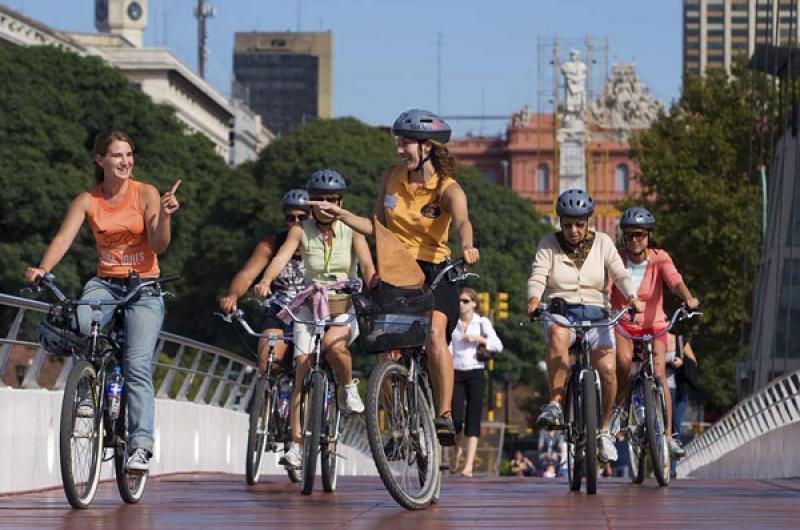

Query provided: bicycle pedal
[439,464,450,471]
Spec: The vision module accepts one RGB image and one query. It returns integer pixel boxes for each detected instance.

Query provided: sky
[7,0,683,136]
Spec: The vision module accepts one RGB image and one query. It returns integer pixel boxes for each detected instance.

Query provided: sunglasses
[459,298,474,304]
[561,221,587,230]
[623,230,649,241]
[310,196,343,203]
[285,214,309,222]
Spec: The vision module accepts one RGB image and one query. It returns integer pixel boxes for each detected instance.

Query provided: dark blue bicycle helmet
[281,189,309,211]
[556,188,594,218]
[619,207,656,230]
[392,109,452,144]
[306,169,347,195]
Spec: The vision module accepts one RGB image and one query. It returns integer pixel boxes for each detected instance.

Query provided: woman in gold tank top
[25,130,181,473]
[308,110,480,446]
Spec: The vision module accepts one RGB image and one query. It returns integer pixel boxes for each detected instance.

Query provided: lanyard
[319,226,334,273]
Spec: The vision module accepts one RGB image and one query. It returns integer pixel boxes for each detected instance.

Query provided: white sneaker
[341,379,364,414]
[597,431,618,463]
[667,435,685,457]
[127,448,151,473]
[279,442,302,468]
[76,395,95,418]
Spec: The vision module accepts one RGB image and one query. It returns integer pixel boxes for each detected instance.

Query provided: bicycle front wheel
[300,371,325,495]
[60,360,104,509]
[365,360,440,510]
[627,383,646,484]
[565,372,583,492]
[320,379,340,493]
[114,393,148,503]
[245,377,271,485]
[645,378,670,486]
[582,370,599,495]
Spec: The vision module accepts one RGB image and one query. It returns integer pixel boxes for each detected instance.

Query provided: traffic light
[495,292,509,320]
[495,391,503,410]
[477,291,491,317]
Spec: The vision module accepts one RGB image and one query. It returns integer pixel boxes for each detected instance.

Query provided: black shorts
[417,260,459,344]
[261,308,292,333]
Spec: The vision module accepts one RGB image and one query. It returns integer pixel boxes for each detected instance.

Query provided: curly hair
[428,140,457,201]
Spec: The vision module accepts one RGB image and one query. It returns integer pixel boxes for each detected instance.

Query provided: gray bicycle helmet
[392,109,452,144]
[556,188,594,218]
[281,188,310,211]
[619,207,656,230]
[306,169,347,195]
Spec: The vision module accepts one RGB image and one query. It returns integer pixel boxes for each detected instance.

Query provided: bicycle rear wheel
[582,370,598,495]
[565,372,583,492]
[365,360,440,510]
[321,379,340,492]
[114,393,148,503]
[245,377,271,485]
[300,370,325,495]
[645,378,670,486]
[627,382,646,484]
[60,360,104,509]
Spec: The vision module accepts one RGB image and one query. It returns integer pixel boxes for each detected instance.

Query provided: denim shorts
[542,304,615,350]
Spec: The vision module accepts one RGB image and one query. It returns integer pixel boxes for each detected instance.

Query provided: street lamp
[500,160,509,187]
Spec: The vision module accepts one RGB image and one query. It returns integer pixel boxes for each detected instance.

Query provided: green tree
[629,67,765,410]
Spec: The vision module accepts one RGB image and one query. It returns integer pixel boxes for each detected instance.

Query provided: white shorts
[541,313,616,351]
[292,305,359,358]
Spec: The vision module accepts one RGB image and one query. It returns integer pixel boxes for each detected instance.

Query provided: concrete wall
[0,388,376,494]
[683,421,800,480]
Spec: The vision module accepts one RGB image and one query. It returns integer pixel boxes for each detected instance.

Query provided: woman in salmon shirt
[25,130,181,473]
[610,207,699,457]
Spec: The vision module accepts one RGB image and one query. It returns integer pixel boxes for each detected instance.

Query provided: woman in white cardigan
[449,287,503,476]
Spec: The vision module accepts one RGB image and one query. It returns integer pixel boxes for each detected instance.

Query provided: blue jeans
[76,277,165,453]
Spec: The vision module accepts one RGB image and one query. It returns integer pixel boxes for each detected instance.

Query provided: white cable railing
[677,369,800,477]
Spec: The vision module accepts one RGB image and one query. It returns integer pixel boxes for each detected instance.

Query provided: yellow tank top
[85,179,160,278]
[383,164,454,263]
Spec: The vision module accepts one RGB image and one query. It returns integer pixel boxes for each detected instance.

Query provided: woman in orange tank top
[307,110,480,447]
[25,130,181,472]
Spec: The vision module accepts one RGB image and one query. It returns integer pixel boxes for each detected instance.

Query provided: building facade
[450,64,661,237]
[684,0,800,77]
[234,32,333,136]
[0,2,272,165]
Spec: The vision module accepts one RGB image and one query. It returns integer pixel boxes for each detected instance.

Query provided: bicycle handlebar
[215,309,295,342]
[258,285,358,327]
[614,305,703,342]
[28,272,179,307]
[531,304,635,331]
[430,258,479,289]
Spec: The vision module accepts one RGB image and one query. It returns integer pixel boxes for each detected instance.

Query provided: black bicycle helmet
[38,318,86,357]
[281,188,310,212]
[306,169,347,195]
[619,207,656,230]
[556,188,594,218]
[392,109,452,144]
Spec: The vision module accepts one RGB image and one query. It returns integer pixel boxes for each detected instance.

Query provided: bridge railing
[0,292,260,410]
[678,368,800,477]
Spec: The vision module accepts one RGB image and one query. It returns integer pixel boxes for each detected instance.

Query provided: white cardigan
[449,314,503,371]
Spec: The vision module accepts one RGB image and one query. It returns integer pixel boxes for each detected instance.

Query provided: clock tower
[95,0,147,47]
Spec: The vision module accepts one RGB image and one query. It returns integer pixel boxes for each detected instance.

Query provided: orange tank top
[85,179,159,278]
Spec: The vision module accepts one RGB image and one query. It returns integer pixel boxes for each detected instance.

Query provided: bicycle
[356,259,477,510]
[270,281,362,495]
[615,305,702,487]
[215,307,300,485]
[29,272,178,509]
[531,301,634,495]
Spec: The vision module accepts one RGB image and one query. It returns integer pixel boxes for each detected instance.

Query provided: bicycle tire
[645,378,670,486]
[582,370,598,495]
[245,377,271,485]
[626,384,646,484]
[114,392,148,503]
[321,379,340,492]
[300,370,325,495]
[60,360,104,509]
[565,372,583,492]
[365,360,440,510]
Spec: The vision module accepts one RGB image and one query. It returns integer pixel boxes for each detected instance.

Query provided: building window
[615,164,629,193]
[536,164,549,192]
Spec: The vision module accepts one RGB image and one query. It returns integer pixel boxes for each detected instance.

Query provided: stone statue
[512,104,532,128]
[590,64,664,142]
[561,49,587,130]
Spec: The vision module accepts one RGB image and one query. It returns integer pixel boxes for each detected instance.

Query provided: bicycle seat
[632,341,645,362]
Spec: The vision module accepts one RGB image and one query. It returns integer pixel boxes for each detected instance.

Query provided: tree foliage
[629,66,766,410]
